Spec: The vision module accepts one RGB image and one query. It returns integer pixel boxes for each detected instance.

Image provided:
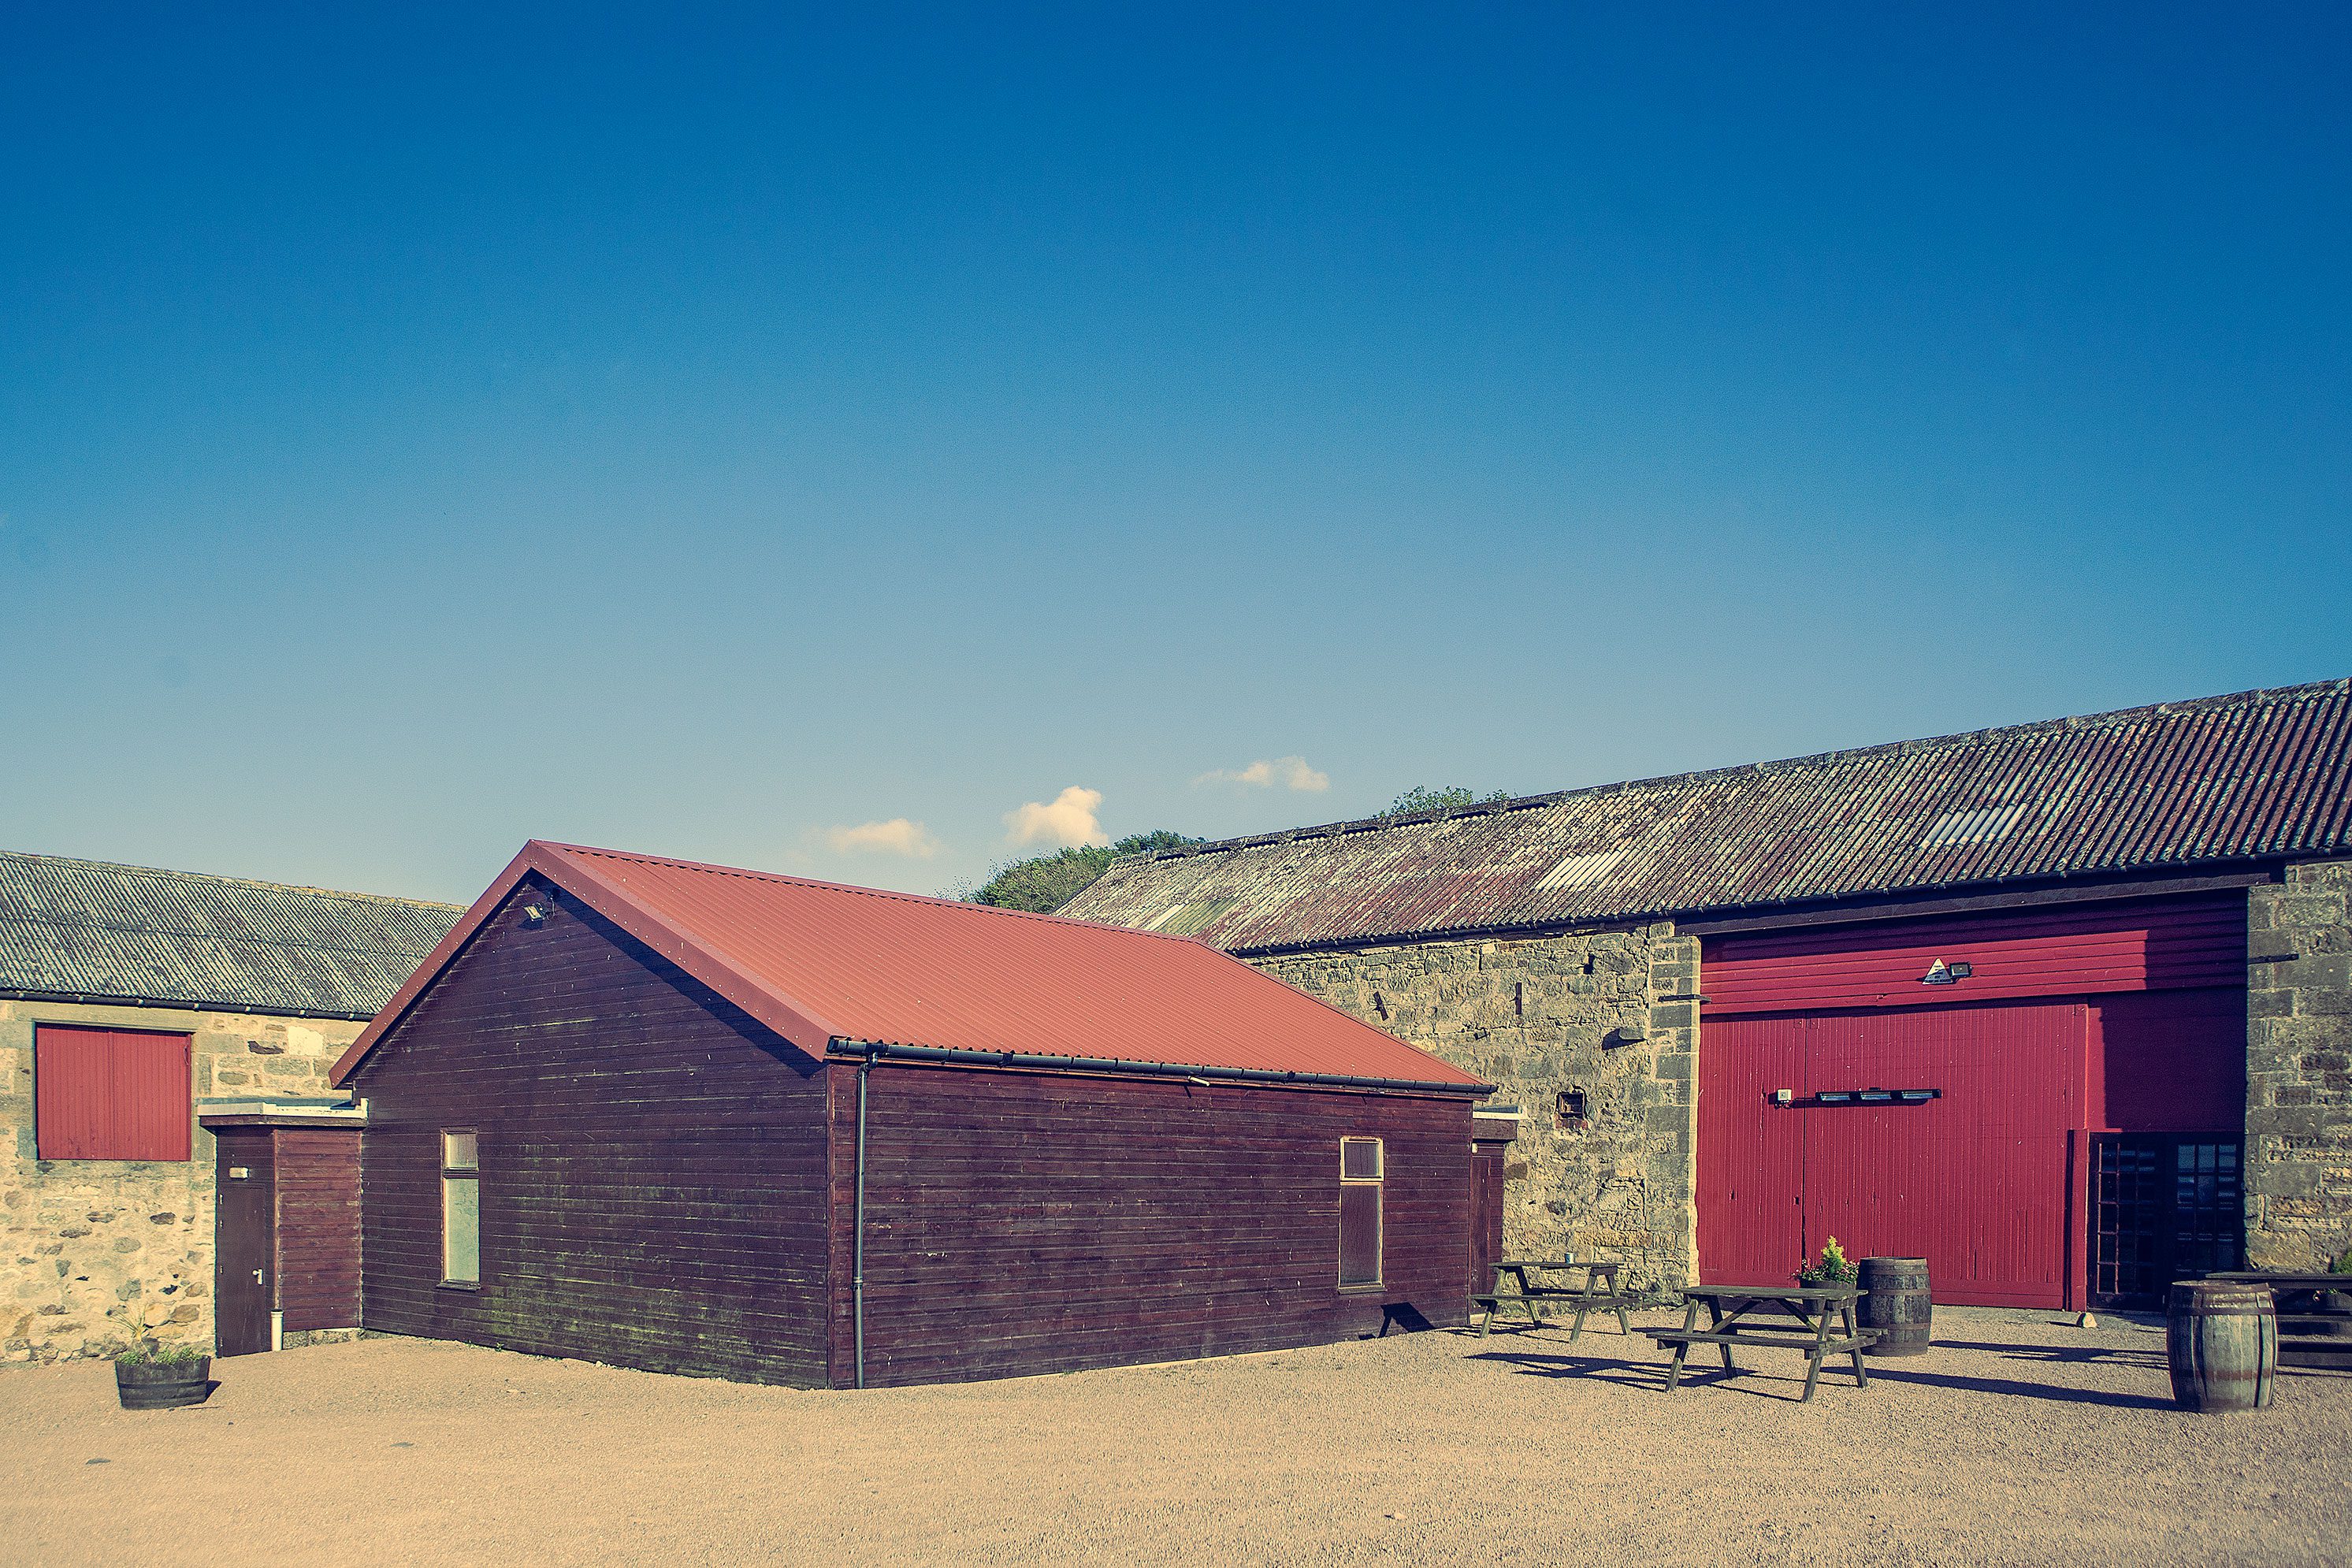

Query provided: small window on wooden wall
[441,1130,480,1287]
[1339,1136,1384,1288]
[33,1025,191,1161]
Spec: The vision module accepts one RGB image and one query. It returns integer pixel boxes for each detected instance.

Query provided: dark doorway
[2090,1135,2242,1309]
[214,1133,275,1356]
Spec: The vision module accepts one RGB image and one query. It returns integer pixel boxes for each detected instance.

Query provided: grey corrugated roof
[0,850,462,1019]
[1060,678,2352,953]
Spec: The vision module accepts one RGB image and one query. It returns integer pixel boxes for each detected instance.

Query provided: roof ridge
[1117,677,2352,866]
[541,842,1201,942]
[0,847,463,912]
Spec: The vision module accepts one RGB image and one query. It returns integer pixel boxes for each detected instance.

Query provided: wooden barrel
[2168,1283,2276,1412]
[1858,1257,1932,1357]
[114,1357,212,1410]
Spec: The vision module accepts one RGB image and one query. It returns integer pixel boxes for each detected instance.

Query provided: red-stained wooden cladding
[1701,893,2246,1016]
[351,883,834,1386]
[827,1065,1469,1388]
[273,1130,362,1330]
[347,875,1473,1388]
[336,842,1485,1092]
[1700,1001,2082,1306]
[33,1025,191,1161]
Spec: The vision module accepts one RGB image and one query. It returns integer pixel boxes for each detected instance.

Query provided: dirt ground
[2,1306,2345,1567]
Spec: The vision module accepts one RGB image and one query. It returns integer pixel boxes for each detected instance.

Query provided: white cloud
[1193,755,1331,793]
[1003,786,1108,849]
[824,818,942,858]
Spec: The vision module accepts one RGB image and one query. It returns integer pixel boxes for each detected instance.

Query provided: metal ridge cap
[825,1037,1493,1096]
[0,847,464,912]
[1215,850,2320,957]
[0,985,380,1021]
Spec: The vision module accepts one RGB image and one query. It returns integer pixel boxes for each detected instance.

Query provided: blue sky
[3,4,2347,905]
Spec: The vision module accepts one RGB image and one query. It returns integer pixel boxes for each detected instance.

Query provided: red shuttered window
[34,1026,192,1161]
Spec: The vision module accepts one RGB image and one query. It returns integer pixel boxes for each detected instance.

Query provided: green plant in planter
[1796,1235,1858,1287]
[115,1341,207,1368]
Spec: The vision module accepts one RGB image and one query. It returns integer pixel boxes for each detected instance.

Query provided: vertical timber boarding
[1698,893,2250,1310]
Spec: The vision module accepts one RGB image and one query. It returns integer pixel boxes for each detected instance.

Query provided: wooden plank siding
[828,1063,1471,1388]
[347,878,834,1386]
[273,1129,362,1330]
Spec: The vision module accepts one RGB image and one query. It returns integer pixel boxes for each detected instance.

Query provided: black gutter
[0,987,379,1022]
[826,1038,1491,1097]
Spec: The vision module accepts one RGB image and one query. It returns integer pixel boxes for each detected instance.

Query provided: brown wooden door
[1469,1150,1505,1299]
[214,1134,274,1356]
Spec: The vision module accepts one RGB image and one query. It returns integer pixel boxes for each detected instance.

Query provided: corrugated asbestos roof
[333,842,1486,1092]
[1060,678,2352,953]
[0,849,463,1019]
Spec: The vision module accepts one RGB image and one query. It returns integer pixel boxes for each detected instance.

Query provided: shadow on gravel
[1469,1347,2180,1410]
[1932,1338,2169,1369]
[1857,1365,2176,1410]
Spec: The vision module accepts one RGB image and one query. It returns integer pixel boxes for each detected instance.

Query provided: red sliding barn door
[1699,1000,2083,1307]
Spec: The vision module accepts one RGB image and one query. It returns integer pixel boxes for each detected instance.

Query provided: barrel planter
[114,1356,212,1410]
[2167,1282,2275,1413]
[1857,1257,1932,1357]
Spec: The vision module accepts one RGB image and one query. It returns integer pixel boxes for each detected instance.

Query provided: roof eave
[330,841,844,1087]
[827,1038,1492,1097]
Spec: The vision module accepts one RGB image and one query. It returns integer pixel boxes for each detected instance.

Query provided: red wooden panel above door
[1702,893,2246,1016]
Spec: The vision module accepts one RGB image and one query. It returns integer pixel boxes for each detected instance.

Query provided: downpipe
[853,1047,875,1390]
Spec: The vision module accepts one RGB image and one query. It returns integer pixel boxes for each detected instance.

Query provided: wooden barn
[329,841,1488,1388]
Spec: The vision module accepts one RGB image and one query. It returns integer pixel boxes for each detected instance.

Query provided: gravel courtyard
[2,1307,2345,1566]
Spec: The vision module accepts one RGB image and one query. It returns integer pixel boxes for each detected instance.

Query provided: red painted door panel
[1696,1016,1808,1288]
[1700,1000,2083,1307]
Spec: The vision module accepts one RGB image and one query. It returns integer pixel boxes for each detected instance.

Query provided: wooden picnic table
[1473,1258,1635,1342]
[1647,1285,1879,1403]
[2202,1271,2352,1369]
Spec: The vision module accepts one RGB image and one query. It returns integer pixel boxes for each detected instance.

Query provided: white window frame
[440,1129,481,1288]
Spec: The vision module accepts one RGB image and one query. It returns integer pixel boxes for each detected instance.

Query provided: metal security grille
[2091,1136,2242,1308]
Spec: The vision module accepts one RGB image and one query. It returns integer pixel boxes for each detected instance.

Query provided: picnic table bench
[1647,1285,1880,1403]
[2201,1271,2352,1370]
[1471,1258,1636,1342]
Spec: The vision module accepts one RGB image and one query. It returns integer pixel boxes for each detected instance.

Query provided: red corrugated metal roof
[1061,678,2352,953]
[331,842,1485,1093]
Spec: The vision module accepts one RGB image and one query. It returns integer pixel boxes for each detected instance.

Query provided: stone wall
[1251,924,1700,1291]
[2246,864,2352,1273]
[0,999,362,1364]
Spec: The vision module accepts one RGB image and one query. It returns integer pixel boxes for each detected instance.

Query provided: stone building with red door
[1061,679,2352,1313]
[0,850,457,1362]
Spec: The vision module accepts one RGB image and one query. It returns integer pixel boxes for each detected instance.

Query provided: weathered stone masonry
[0,999,362,1363]
[2247,864,2352,1272]
[1254,925,1700,1291]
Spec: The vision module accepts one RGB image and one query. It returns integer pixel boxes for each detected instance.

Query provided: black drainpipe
[853,1045,877,1391]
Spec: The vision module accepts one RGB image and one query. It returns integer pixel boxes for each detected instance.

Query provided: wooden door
[214,1133,275,1356]
[1696,1013,1809,1287]
[1468,1150,1505,1298]
[1800,1001,2079,1307]
[1700,1001,2080,1307]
